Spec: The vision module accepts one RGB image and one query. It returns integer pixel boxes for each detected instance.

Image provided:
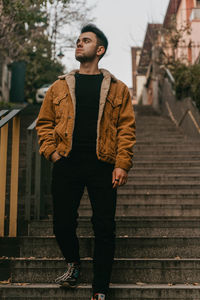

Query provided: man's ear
[97,45,105,57]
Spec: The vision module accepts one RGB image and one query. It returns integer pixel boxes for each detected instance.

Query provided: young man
[36,24,136,300]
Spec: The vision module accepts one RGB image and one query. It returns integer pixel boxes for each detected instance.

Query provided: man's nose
[77,40,83,47]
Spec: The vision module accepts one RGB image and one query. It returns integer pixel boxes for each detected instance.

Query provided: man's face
[75,32,99,63]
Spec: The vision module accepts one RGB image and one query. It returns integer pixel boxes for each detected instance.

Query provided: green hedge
[171,63,200,111]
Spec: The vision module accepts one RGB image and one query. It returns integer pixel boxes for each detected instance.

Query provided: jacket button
[59,151,66,156]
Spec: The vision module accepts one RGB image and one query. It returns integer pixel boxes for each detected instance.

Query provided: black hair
[81,24,108,59]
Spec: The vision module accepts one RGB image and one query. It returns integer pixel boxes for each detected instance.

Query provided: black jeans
[51,152,117,295]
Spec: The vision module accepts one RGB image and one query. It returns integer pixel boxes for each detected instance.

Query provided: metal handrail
[0,109,21,128]
[164,68,175,84]
[0,110,9,118]
[27,118,37,131]
[161,69,200,136]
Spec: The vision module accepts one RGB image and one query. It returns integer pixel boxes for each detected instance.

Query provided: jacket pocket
[53,94,68,105]
[106,96,122,125]
[107,95,122,107]
[53,94,68,120]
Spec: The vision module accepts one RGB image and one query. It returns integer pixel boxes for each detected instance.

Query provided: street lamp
[57,48,64,59]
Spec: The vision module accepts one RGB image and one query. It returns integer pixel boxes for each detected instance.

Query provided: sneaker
[55,262,80,288]
[91,293,106,300]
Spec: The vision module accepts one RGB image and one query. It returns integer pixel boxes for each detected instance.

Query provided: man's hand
[51,151,62,163]
[112,168,128,188]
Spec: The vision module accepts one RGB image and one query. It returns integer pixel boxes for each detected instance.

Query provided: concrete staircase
[1,105,200,299]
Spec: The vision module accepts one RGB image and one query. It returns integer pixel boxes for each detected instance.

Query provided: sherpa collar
[58,68,118,82]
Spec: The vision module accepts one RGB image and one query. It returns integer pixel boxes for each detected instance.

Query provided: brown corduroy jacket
[36,69,136,171]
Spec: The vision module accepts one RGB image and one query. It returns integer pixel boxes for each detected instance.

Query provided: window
[197,0,200,8]
[188,44,192,63]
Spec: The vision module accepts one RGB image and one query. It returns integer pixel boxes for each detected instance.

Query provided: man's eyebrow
[83,37,92,41]
[76,37,92,44]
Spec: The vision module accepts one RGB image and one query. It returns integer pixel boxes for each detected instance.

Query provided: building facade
[131,0,200,107]
[163,0,200,64]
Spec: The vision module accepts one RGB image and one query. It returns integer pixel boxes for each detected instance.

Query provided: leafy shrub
[171,62,200,110]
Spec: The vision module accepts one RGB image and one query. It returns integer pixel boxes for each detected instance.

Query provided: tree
[0,0,93,102]
[172,62,200,110]
[157,15,200,111]
[0,0,49,60]
[24,35,64,102]
[158,15,191,69]
[47,0,94,59]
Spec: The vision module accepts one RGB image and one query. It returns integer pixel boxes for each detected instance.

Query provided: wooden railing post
[9,115,20,237]
[0,123,8,237]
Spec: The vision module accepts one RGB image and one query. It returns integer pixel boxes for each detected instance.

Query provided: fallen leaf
[174,256,181,260]
[193,283,200,286]
[14,283,29,286]
[0,278,11,284]
[136,282,145,285]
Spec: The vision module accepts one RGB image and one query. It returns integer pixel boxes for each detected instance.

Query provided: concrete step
[129,168,200,174]
[18,236,200,259]
[81,197,200,206]
[136,127,184,131]
[138,133,189,138]
[115,183,200,190]
[127,177,200,183]
[28,217,200,237]
[135,118,183,123]
[136,138,187,142]
[135,126,182,129]
[105,190,200,196]
[7,258,200,284]
[1,283,200,299]
[137,136,185,140]
[78,204,200,217]
[135,126,182,130]
[131,161,200,167]
[127,174,200,181]
[135,143,198,147]
[136,138,188,143]
[134,145,200,150]
[133,155,200,161]
[133,150,200,155]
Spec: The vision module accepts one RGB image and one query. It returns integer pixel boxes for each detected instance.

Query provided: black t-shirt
[72,73,104,153]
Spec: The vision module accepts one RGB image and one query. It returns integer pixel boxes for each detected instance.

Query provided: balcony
[190,8,200,21]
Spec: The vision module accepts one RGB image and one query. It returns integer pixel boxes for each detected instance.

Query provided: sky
[62,0,170,87]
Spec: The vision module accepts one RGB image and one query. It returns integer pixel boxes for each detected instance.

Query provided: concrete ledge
[1,283,200,299]
[7,258,200,284]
